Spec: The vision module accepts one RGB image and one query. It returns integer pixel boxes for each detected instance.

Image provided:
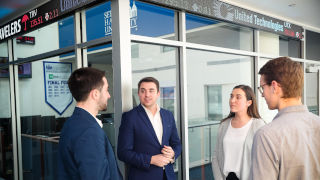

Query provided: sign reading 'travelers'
[0,0,99,43]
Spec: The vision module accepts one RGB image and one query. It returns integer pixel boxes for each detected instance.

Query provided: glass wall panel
[58,16,75,48]
[0,42,9,66]
[186,13,253,51]
[279,37,301,58]
[258,58,279,123]
[260,31,301,58]
[18,54,76,180]
[0,42,14,180]
[259,31,280,56]
[131,43,181,179]
[13,16,74,60]
[306,30,320,61]
[87,44,116,150]
[186,49,253,179]
[85,0,177,40]
[86,1,111,41]
[305,63,319,115]
[130,0,177,40]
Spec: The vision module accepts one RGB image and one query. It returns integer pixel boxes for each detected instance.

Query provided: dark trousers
[226,172,239,180]
[163,170,167,180]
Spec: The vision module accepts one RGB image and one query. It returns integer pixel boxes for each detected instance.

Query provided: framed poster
[43,61,73,115]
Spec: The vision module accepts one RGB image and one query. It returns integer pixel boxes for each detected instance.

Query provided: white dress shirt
[77,107,103,128]
[142,104,163,145]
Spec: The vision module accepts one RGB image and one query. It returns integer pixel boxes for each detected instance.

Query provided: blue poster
[43,61,73,115]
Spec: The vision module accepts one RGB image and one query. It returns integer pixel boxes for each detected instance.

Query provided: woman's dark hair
[68,67,105,102]
[221,85,261,122]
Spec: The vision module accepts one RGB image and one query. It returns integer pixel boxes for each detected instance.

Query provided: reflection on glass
[13,16,74,60]
[19,54,76,179]
[186,13,253,51]
[305,63,319,115]
[306,30,320,61]
[259,31,279,56]
[186,49,253,179]
[86,1,111,41]
[161,87,175,115]
[131,43,181,178]
[258,58,278,123]
[58,16,75,48]
[0,42,14,180]
[87,44,116,149]
[279,36,301,58]
[207,85,222,121]
[131,43,178,117]
[189,125,218,180]
[130,0,176,40]
[0,42,8,66]
[259,31,301,58]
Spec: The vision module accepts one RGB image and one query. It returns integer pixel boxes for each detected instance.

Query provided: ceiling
[0,0,319,31]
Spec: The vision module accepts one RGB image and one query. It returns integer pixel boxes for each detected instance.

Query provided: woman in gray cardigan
[212,85,265,180]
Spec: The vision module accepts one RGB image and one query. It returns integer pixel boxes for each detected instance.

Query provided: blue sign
[43,61,73,115]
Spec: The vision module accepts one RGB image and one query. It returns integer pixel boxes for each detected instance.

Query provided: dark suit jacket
[117,104,181,180]
[58,107,123,180]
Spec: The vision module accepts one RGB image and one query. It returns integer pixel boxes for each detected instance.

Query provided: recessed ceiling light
[288,3,296,7]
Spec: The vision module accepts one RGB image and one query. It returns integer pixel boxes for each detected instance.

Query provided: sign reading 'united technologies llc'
[143,0,303,39]
[43,61,73,115]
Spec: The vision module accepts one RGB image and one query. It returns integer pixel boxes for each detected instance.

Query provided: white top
[223,119,253,178]
[142,104,163,144]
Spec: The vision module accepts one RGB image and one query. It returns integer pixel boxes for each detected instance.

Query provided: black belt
[226,172,239,180]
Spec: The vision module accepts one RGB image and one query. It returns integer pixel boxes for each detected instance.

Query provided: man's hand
[161,145,174,159]
[161,145,175,163]
[150,154,171,167]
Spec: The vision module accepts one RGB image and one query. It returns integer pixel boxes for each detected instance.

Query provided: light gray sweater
[212,118,266,180]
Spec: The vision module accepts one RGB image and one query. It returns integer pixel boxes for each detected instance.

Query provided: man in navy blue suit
[118,77,181,180]
[58,67,122,180]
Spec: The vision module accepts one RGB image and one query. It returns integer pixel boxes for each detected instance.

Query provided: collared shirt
[250,105,320,180]
[142,104,163,145]
[76,106,103,128]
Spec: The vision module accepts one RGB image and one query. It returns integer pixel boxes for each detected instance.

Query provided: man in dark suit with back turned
[118,77,181,180]
[58,67,122,180]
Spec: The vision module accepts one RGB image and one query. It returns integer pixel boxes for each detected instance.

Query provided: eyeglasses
[257,83,267,94]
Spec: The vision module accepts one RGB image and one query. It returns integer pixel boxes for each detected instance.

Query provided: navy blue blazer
[58,107,123,180]
[117,104,182,180]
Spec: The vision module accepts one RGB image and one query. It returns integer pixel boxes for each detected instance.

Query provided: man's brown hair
[68,67,105,102]
[138,77,160,92]
[258,57,303,98]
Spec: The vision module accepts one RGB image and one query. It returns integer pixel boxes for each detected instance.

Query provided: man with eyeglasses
[250,57,320,180]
